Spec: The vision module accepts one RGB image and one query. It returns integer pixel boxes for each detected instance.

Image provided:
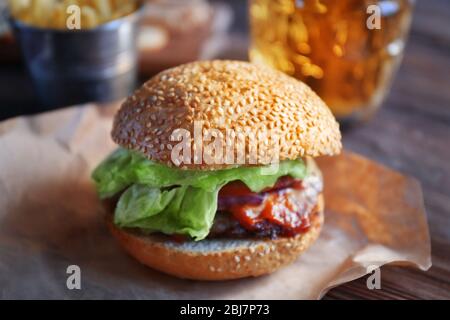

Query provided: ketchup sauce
[218,176,312,236]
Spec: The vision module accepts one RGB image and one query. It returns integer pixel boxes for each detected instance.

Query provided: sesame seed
[111,60,342,169]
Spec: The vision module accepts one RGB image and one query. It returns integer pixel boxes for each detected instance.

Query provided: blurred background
[3,0,445,123]
[0,0,449,299]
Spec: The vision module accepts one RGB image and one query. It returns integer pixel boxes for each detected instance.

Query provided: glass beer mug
[249,0,414,122]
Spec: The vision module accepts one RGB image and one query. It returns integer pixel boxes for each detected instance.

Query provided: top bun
[112,60,341,170]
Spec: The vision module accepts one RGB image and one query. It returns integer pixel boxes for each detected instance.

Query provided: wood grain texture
[0,0,448,300]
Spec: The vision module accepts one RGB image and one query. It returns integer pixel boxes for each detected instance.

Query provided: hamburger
[92,60,341,280]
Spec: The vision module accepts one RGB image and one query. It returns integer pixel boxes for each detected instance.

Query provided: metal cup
[9,4,143,108]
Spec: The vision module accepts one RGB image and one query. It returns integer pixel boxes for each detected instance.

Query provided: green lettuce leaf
[92,148,307,240]
[92,148,307,198]
[115,184,217,240]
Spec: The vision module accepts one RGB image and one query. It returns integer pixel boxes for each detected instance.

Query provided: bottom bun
[106,194,324,281]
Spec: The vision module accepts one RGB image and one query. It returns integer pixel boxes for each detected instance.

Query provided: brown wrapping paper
[0,104,431,299]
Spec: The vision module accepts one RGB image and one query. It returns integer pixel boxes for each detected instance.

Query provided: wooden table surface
[0,0,449,300]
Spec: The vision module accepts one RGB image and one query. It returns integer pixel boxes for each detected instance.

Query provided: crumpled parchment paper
[0,103,431,299]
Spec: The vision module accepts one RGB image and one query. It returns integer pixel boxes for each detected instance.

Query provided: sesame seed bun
[112,60,341,170]
[105,194,324,281]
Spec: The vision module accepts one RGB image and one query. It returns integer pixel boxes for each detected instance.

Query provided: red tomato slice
[219,180,253,197]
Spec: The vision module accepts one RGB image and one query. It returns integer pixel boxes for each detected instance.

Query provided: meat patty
[209,173,323,239]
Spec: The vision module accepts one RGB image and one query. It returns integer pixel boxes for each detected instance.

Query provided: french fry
[51,3,65,29]
[63,0,80,8]
[109,0,122,11]
[8,0,31,16]
[110,2,136,21]
[80,5,98,29]
[31,0,55,28]
[9,0,137,29]
[91,0,112,21]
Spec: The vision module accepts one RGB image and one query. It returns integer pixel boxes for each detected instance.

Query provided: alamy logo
[366,265,381,290]
[66,5,81,30]
[169,120,281,174]
[367,5,381,30]
[66,265,81,290]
